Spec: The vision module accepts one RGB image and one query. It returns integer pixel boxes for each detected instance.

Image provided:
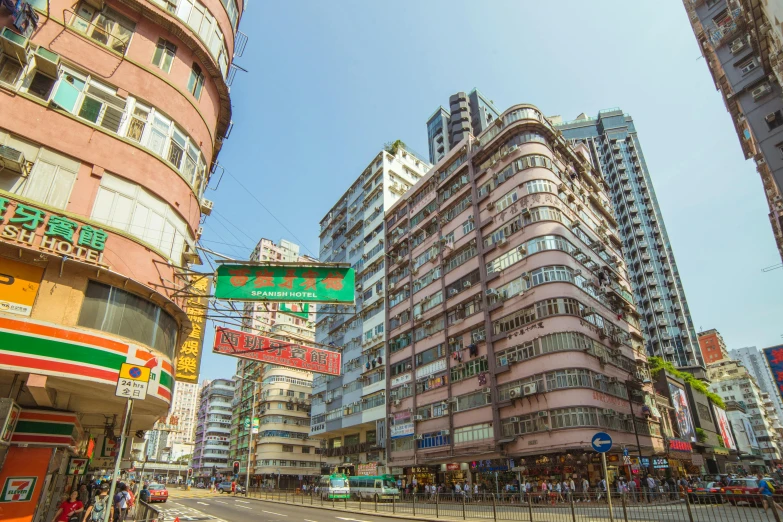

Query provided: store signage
[0,476,37,502]
[394,411,411,422]
[592,390,627,408]
[0,198,109,267]
[470,459,509,472]
[640,457,668,469]
[67,457,89,475]
[114,363,151,400]
[416,358,447,379]
[357,463,377,476]
[175,275,211,383]
[409,467,432,474]
[214,263,355,304]
[668,439,693,452]
[713,447,729,456]
[390,423,414,439]
[391,373,411,387]
[0,398,21,446]
[691,454,705,466]
[214,327,342,376]
[446,463,460,471]
[279,302,310,319]
[0,258,43,316]
[764,346,783,406]
[251,417,259,435]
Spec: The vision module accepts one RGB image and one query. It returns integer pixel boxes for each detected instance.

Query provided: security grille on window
[71,4,136,54]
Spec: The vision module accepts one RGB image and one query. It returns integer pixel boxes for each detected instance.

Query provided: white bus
[348,475,399,501]
[318,473,350,499]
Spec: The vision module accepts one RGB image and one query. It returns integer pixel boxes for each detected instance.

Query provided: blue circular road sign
[591,432,613,453]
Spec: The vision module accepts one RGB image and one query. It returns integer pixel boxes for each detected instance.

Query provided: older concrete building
[193,379,235,478]
[311,145,430,474]
[385,104,661,487]
[683,0,783,262]
[698,329,730,364]
[0,0,244,514]
[426,90,501,164]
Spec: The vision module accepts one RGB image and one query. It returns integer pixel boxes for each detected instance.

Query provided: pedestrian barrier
[242,489,783,522]
[134,500,162,522]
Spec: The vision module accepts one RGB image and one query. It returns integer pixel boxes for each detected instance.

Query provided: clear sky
[196,0,783,382]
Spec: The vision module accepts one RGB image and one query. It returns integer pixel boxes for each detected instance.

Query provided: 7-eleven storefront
[0,316,173,522]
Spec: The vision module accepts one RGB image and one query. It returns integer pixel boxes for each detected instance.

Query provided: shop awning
[10,409,82,448]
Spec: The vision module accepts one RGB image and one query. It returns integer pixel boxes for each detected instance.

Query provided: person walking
[113,483,131,521]
[83,483,112,522]
[646,475,656,503]
[596,477,606,502]
[758,474,783,514]
[231,479,237,496]
[54,490,84,522]
[581,476,590,502]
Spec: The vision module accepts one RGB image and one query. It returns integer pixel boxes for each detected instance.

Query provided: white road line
[215,500,228,504]
[335,518,370,522]
[235,500,250,503]
[197,502,210,505]
[262,510,288,516]
[304,519,319,522]
[237,505,253,510]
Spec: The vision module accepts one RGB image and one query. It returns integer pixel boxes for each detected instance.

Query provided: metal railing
[240,489,783,522]
[133,500,162,522]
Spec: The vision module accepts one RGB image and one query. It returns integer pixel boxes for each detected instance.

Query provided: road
[152,489,780,522]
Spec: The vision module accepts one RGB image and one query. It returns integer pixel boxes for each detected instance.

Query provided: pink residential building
[383,104,664,488]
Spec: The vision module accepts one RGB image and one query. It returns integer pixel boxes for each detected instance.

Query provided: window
[0,57,21,86]
[301,446,310,454]
[27,72,56,100]
[152,39,177,73]
[494,189,518,212]
[72,4,136,54]
[22,157,78,210]
[766,111,783,131]
[462,219,475,235]
[91,172,191,261]
[455,391,490,412]
[188,63,205,99]
[281,445,293,453]
[525,179,555,194]
[454,423,492,444]
[78,281,178,357]
[739,57,758,75]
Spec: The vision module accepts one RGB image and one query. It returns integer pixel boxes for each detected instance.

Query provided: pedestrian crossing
[168,489,231,499]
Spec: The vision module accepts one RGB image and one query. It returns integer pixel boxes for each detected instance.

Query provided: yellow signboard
[0,258,44,316]
[174,275,211,383]
[118,363,151,382]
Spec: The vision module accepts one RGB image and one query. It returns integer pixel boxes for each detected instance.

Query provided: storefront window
[78,281,177,358]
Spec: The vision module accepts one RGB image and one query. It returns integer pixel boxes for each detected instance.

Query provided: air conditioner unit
[520,207,530,216]
[415,434,423,440]
[414,415,424,421]
[343,383,349,388]
[537,411,548,418]
[752,83,772,100]
[497,237,507,246]
[406,363,412,370]
[463,281,472,288]
[389,282,396,290]
[523,383,537,395]
[200,198,214,215]
[506,353,518,364]
[508,386,522,398]
[449,289,458,297]
[509,416,520,423]
[486,202,495,211]
[485,288,498,297]
[602,409,615,416]
[599,355,609,365]
[0,145,26,173]
[441,429,450,435]
[766,112,778,124]
[393,400,401,406]
[482,388,491,394]
[517,246,527,255]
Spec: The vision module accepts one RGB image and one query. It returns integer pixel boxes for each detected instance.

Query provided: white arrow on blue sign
[591,432,613,453]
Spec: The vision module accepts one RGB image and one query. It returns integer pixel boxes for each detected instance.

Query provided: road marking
[263,510,288,516]
[236,500,250,503]
[335,518,370,522]
[237,505,253,510]
[304,519,318,522]
[197,502,210,506]
[215,500,228,504]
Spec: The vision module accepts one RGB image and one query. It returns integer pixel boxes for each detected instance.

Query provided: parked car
[148,483,168,503]
[687,482,723,504]
[217,481,246,494]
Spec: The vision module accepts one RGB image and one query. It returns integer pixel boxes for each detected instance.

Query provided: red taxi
[148,483,169,503]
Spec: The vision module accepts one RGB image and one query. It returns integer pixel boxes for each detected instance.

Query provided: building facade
[426,89,501,164]
[193,378,235,478]
[682,0,783,262]
[383,103,662,487]
[0,0,244,514]
[146,380,199,461]
[709,359,783,467]
[730,345,783,423]
[229,238,307,475]
[554,110,702,369]
[698,329,730,364]
[310,145,430,473]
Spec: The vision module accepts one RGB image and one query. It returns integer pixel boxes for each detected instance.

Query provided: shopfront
[513,452,620,486]
[441,463,468,488]
[470,459,514,491]
[403,466,437,489]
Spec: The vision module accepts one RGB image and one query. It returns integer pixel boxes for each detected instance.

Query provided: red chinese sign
[213,327,342,376]
[668,439,692,452]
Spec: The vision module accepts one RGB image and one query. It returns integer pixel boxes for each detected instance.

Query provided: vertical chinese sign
[174,275,211,383]
[214,264,354,304]
[213,327,341,376]
[763,345,783,406]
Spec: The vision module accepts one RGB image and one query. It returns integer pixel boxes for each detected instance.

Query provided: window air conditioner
[508,386,522,398]
[537,411,548,418]
[766,112,778,124]
[0,145,26,173]
[200,198,214,215]
[752,83,772,100]
[509,416,520,423]
[523,383,538,395]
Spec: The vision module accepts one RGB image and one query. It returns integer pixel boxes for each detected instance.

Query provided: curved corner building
[385,104,664,487]
[0,0,243,512]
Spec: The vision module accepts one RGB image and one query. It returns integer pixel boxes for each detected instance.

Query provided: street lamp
[233,374,259,497]
[625,377,653,477]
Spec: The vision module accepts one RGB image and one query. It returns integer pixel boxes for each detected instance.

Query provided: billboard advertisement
[214,264,355,304]
[279,302,310,319]
[743,418,760,449]
[174,275,211,383]
[712,405,736,450]
[213,327,342,376]
[763,345,783,405]
[0,258,44,316]
[668,383,696,442]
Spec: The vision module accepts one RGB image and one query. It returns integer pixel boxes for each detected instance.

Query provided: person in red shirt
[54,490,84,522]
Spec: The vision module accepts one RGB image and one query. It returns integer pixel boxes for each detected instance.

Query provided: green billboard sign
[279,303,310,319]
[214,264,355,304]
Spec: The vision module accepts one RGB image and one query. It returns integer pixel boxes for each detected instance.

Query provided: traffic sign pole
[600,452,614,522]
[105,397,133,522]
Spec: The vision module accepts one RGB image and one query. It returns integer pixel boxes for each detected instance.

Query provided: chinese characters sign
[763,345,783,407]
[0,197,108,267]
[214,264,355,304]
[175,275,211,383]
[213,327,342,376]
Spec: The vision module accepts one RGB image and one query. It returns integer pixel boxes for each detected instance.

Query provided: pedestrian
[139,483,150,504]
[581,476,590,502]
[646,475,656,503]
[231,479,237,496]
[83,483,112,522]
[554,480,564,503]
[596,477,606,502]
[757,473,783,514]
[113,483,131,521]
[54,490,84,522]
[628,476,637,502]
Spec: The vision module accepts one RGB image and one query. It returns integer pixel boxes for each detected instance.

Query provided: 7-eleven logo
[0,476,37,502]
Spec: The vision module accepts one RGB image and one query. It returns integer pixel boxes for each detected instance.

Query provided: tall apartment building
[230,238,310,475]
[682,0,783,262]
[384,104,661,486]
[311,145,430,472]
[145,381,200,461]
[709,359,783,467]
[193,379,235,478]
[730,346,783,424]
[0,0,244,513]
[554,110,702,369]
[698,329,730,364]
[426,89,501,164]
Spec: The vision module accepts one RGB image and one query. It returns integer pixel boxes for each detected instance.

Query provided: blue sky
[196,0,783,382]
